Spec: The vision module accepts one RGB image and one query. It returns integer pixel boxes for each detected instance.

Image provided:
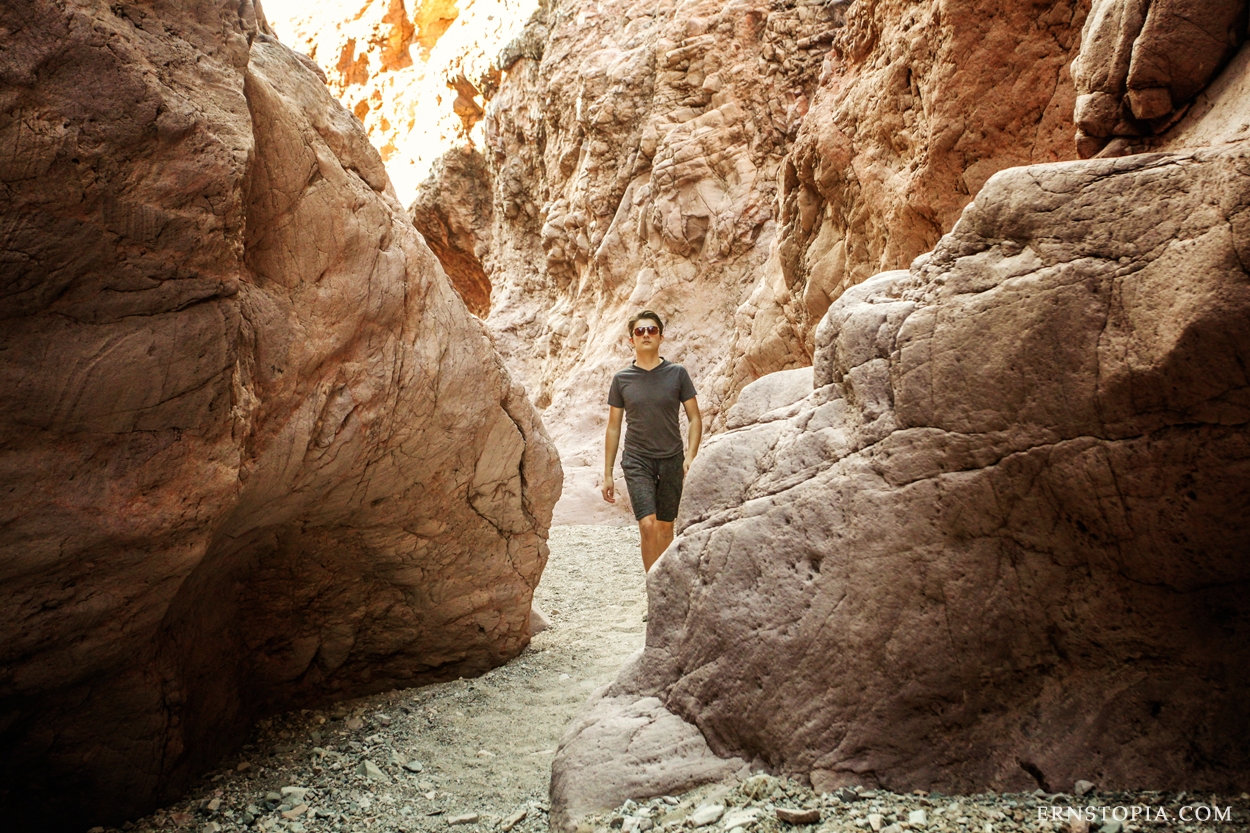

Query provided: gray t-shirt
[607,359,697,458]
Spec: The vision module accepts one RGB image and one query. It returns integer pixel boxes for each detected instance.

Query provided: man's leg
[638,513,662,572]
[656,520,674,556]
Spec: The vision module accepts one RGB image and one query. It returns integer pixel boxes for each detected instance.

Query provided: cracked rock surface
[0,1,558,829]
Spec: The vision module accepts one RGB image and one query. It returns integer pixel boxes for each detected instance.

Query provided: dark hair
[628,309,665,336]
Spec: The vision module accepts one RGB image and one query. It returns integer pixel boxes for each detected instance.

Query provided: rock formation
[1073,0,1247,157]
[409,145,496,316]
[549,12,1250,828]
[448,0,1090,523]
[0,1,559,830]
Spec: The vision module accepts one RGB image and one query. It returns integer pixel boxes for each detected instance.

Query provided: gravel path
[106,525,645,833]
[95,525,1249,833]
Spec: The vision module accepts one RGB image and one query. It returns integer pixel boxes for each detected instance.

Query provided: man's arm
[682,396,702,474]
[603,405,624,503]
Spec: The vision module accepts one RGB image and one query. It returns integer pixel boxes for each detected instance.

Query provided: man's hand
[683,455,693,475]
[602,474,616,503]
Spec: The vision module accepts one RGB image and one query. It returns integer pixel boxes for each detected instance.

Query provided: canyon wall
[468,0,1091,522]
[0,1,558,829]
[267,0,540,204]
[550,2,1250,825]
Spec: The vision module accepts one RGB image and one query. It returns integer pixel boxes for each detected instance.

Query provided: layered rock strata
[461,0,1089,522]
[549,77,1250,833]
[0,1,558,829]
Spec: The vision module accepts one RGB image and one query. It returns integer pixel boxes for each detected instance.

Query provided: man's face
[628,318,662,350]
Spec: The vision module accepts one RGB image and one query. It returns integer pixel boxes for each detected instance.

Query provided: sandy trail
[116,524,645,833]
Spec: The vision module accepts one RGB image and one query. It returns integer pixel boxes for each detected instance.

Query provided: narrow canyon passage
[109,526,645,833]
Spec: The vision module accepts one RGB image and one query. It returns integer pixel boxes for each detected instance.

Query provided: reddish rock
[550,99,1250,833]
[267,0,534,202]
[409,145,495,316]
[0,1,559,829]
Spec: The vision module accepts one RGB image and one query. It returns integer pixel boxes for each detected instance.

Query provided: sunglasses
[632,326,660,336]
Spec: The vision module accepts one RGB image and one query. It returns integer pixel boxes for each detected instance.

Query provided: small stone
[202,824,222,833]
[723,808,761,829]
[776,807,821,825]
[868,813,884,831]
[1068,818,1090,833]
[502,808,528,831]
[357,759,391,781]
[908,809,927,826]
[477,749,496,757]
[281,804,308,819]
[1101,822,1123,833]
[1073,780,1095,797]
[690,803,725,827]
[282,787,310,802]
[982,824,993,833]
[377,714,393,726]
[743,774,778,800]
[664,796,680,805]
[345,716,364,730]
[404,759,425,772]
[236,761,252,772]
[448,813,481,825]
[836,788,860,803]
[882,826,903,833]
[206,798,222,812]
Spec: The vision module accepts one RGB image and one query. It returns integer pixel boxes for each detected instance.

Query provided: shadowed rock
[0,1,559,829]
[409,145,495,317]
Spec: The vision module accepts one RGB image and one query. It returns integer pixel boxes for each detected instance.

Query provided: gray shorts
[621,449,685,522]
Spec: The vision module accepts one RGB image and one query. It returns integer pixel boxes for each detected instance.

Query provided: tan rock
[1072,0,1248,156]
[0,0,558,829]
[550,139,1250,827]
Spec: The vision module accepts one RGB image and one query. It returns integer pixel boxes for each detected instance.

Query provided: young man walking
[602,310,701,572]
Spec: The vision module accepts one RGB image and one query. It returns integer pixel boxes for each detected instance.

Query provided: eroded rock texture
[457,0,1088,522]
[549,58,1250,833]
[0,1,559,829]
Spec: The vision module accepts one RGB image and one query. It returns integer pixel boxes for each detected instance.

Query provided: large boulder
[550,135,1250,830]
[0,1,559,829]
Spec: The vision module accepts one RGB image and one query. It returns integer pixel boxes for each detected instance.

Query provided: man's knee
[638,514,658,535]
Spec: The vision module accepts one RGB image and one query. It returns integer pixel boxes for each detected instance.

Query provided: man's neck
[633,353,663,371]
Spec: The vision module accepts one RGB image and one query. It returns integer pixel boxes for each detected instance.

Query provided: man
[602,310,701,572]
